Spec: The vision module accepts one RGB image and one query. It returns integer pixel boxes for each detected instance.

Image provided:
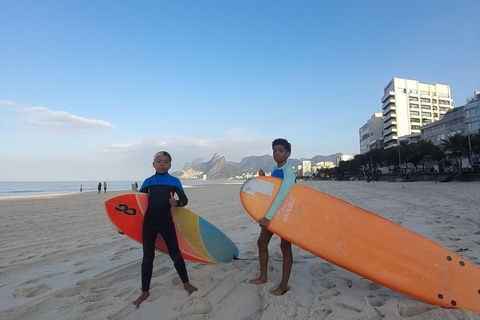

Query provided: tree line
[313,132,480,180]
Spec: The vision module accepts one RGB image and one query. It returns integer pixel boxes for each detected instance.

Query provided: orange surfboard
[240,176,480,312]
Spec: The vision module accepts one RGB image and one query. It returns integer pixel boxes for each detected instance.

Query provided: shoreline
[0,180,245,199]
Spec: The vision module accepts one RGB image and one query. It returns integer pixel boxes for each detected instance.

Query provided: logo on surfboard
[114,203,137,216]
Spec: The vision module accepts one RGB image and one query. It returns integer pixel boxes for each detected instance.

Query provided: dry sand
[0,181,479,320]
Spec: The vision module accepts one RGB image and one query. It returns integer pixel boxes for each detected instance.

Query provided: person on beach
[133,151,197,308]
[103,181,107,193]
[80,184,83,192]
[97,182,102,194]
[249,138,296,295]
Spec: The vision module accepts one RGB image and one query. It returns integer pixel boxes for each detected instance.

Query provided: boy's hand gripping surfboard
[240,176,480,312]
[105,193,238,264]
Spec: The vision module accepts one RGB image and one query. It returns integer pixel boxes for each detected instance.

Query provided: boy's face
[272,144,290,166]
[153,155,171,174]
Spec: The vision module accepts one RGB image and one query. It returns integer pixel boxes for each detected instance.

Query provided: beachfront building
[359,113,383,154]
[336,154,354,165]
[381,77,453,149]
[421,106,466,146]
[465,91,480,135]
[314,161,335,169]
[398,133,422,144]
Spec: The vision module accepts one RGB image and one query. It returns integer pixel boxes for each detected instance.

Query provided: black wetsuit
[139,172,189,292]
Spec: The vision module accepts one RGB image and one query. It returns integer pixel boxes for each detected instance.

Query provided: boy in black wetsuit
[133,151,197,308]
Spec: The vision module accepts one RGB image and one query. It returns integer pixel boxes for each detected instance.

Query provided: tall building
[421,91,480,146]
[421,106,465,146]
[302,160,312,176]
[381,77,453,148]
[465,91,480,135]
[359,113,383,154]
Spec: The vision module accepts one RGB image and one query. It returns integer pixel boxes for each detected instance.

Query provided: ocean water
[0,180,243,198]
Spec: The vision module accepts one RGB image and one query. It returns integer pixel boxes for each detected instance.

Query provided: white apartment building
[381,77,453,148]
[359,113,383,154]
[302,160,312,176]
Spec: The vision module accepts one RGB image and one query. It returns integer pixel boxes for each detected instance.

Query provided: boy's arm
[173,180,188,207]
[264,166,295,220]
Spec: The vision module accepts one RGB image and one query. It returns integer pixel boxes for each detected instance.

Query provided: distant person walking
[80,184,83,192]
[98,182,102,194]
[104,181,107,193]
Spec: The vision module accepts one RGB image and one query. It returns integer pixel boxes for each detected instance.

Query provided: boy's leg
[160,221,197,294]
[133,224,157,308]
[250,228,274,284]
[271,238,292,296]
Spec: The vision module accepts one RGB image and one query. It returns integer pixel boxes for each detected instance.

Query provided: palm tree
[431,145,445,172]
[471,132,480,155]
[440,133,469,171]
[411,140,436,171]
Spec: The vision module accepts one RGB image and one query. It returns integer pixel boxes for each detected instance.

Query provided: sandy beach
[1,181,479,320]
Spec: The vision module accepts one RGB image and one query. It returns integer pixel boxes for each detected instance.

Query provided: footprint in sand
[318,279,336,289]
[336,302,362,313]
[55,286,83,298]
[13,284,52,298]
[336,277,353,288]
[311,307,333,317]
[398,301,434,317]
[369,282,383,291]
[310,263,334,276]
[318,288,341,300]
[367,293,389,307]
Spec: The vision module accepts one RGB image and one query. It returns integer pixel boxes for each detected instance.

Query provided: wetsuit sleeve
[173,179,188,207]
[174,187,188,207]
[264,165,295,220]
[139,178,150,193]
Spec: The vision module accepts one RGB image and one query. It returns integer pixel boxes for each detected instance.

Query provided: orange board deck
[240,176,480,312]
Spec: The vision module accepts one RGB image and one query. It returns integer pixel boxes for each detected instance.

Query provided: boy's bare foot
[132,291,149,308]
[183,282,198,295]
[270,285,289,296]
[249,277,267,285]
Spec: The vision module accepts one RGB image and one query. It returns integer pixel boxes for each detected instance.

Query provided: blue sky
[1,1,479,181]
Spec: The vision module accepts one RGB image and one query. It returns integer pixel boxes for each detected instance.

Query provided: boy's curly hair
[272,138,291,153]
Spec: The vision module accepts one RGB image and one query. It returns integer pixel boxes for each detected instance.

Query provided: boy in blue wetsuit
[133,151,197,308]
[250,138,295,295]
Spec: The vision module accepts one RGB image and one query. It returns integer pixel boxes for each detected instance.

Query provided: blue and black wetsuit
[139,172,189,292]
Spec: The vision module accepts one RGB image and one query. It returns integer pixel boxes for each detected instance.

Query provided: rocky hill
[173,152,342,180]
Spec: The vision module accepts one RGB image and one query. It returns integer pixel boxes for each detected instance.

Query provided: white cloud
[0,100,16,106]
[19,106,116,132]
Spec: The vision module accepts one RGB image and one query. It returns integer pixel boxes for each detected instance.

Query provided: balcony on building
[383,120,397,130]
[384,126,397,135]
[381,90,395,103]
[383,112,396,122]
[383,135,398,143]
[382,99,396,110]
[382,103,396,114]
